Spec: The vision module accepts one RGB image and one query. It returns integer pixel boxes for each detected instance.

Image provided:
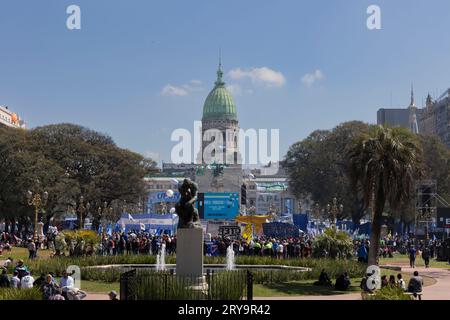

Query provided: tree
[347,126,422,265]
[0,123,155,233]
[418,134,450,200]
[284,121,372,225]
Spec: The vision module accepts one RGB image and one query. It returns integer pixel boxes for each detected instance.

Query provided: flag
[128,213,135,221]
[242,224,253,243]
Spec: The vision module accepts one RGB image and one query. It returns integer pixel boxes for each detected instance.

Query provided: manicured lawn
[0,247,53,262]
[380,253,450,269]
[253,270,436,297]
[77,280,119,294]
[253,278,361,297]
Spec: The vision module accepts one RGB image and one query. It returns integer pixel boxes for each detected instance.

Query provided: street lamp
[97,201,113,236]
[326,197,343,228]
[76,196,90,230]
[26,181,49,242]
[312,203,325,220]
[419,204,434,240]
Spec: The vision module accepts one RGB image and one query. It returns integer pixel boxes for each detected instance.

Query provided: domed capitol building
[145,61,300,225]
[199,61,240,165]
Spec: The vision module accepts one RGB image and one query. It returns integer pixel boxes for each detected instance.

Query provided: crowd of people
[360,270,424,300]
[1,228,447,262]
[0,259,85,300]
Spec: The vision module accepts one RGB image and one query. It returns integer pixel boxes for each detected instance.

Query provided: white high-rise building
[0,105,26,129]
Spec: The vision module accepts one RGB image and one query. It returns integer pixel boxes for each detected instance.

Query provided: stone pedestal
[176,228,204,277]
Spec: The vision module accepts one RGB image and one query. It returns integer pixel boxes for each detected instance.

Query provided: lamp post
[419,204,434,241]
[97,202,113,236]
[312,203,324,220]
[76,196,90,230]
[326,197,343,229]
[26,181,49,242]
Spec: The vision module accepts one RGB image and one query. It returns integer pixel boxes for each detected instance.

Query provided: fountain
[226,245,235,271]
[156,242,166,271]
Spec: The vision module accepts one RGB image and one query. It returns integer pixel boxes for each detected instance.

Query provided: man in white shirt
[21,271,35,289]
[10,271,20,288]
[3,257,13,268]
[60,271,75,297]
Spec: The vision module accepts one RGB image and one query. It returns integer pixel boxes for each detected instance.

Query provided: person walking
[422,246,431,268]
[408,246,417,268]
[27,240,36,260]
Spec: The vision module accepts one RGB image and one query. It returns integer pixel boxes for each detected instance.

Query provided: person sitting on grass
[3,257,13,269]
[407,271,423,300]
[10,271,20,288]
[14,260,28,279]
[360,273,374,294]
[42,274,65,300]
[20,271,34,289]
[0,267,10,288]
[380,275,389,288]
[109,290,119,300]
[335,272,351,291]
[389,275,396,288]
[397,273,406,291]
[314,269,332,286]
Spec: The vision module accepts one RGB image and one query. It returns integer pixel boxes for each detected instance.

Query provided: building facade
[377,87,450,148]
[198,62,241,165]
[145,63,301,221]
[0,105,26,129]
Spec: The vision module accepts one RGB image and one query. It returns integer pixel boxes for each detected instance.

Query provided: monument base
[176,228,204,277]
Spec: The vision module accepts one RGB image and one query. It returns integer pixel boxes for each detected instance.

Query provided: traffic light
[241,183,247,205]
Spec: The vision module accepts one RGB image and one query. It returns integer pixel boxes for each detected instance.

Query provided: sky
[1,0,450,165]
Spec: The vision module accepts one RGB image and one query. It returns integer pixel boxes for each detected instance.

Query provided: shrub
[25,254,365,283]
[129,270,246,300]
[312,228,354,259]
[363,287,413,300]
[0,288,42,300]
[63,230,101,256]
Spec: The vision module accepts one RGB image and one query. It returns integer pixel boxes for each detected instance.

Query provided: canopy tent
[116,213,179,235]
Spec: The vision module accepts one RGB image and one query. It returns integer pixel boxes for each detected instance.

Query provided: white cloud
[161,80,203,96]
[228,67,286,87]
[226,84,243,96]
[301,70,324,87]
[161,85,188,96]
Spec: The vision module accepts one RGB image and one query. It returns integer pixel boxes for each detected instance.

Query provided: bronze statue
[176,178,201,229]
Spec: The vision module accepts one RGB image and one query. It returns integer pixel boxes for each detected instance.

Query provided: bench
[361,292,423,300]
[405,292,423,300]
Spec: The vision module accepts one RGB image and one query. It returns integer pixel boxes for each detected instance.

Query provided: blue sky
[1,0,450,164]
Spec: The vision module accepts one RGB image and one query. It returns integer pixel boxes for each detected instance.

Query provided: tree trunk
[368,187,386,266]
[4,217,10,233]
[44,213,53,235]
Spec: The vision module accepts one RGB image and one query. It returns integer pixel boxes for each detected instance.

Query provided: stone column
[176,228,204,277]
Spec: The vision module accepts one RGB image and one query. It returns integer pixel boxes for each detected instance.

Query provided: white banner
[256,192,282,214]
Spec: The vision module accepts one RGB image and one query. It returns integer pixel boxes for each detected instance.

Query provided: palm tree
[347,126,422,265]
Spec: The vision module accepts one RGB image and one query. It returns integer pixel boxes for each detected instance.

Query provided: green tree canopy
[347,126,422,265]
[0,124,155,231]
[284,121,372,224]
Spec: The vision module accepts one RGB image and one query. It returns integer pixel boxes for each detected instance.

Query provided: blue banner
[147,191,181,204]
[200,192,239,220]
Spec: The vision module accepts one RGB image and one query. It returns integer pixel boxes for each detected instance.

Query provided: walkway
[254,264,450,300]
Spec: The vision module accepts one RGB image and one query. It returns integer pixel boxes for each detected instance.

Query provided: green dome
[202,65,237,121]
